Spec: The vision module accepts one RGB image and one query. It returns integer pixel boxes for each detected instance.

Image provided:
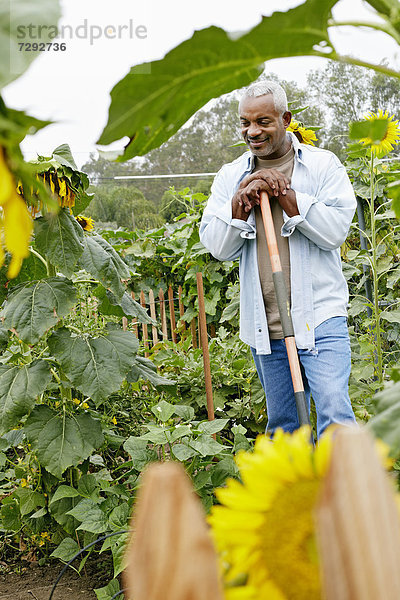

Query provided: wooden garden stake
[122,316,128,331]
[123,462,223,600]
[198,316,201,349]
[140,290,149,357]
[178,285,186,331]
[158,288,168,341]
[196,272,215,422]
[316,427,400,600]
[148,289,158,345]
[131,291,139,338]
[168,285,177,343]
[191,318,197,349]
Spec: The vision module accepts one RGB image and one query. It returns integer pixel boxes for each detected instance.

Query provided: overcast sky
[4,0,400,168]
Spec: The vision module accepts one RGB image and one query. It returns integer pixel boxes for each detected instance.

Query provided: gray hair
[239,81,288,114]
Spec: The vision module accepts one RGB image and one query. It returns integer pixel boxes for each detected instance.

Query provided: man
[199,80,357,438]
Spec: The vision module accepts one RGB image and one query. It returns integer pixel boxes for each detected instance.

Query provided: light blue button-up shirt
[199,132,356,354]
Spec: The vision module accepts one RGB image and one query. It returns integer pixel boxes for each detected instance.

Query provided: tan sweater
[253,145,295,338]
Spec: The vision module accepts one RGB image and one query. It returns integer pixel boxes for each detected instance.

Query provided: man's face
[239,94,291,160]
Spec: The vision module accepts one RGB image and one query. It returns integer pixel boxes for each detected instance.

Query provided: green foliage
[86,184,163,230]
[25,406,104,478]
[349,119,389,142]
[35,209,85,277]
[343,130,400,417]
[0,0,61,90]
[48,328,139,405]
[98,0,338,159]
[2,278,77,344]
[0,360,51,435]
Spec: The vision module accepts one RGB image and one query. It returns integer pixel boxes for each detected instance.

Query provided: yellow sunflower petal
[210,428,325,600]
[359,109,400,157]
[2,193,33,278]
[0,147,16,207]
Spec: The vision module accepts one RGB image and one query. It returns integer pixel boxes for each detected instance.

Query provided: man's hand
[240,168,290,197]
[232,168,299,220]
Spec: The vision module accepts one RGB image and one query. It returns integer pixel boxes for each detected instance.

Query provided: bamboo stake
[122,317,128,331]
[140,290,149,357]
[131,292,139,337]
[316,427,400,600]
[198,316,201,349]
[259,190,310,427]
[148,289,158,345]
[178,285,186,330]
[191,318,197,349]
[168,285,177,343]
[196,272,214,422]
[159,288,168,341]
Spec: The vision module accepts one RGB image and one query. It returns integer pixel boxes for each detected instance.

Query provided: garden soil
[0,558,113,600]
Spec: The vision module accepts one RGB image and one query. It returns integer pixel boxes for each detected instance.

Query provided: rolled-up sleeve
[281,154,356,251]
[200,165,256,262]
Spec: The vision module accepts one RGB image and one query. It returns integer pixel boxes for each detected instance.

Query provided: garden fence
[121,285,216,356]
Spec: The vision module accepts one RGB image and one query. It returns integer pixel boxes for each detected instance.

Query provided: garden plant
[1,0,400,598]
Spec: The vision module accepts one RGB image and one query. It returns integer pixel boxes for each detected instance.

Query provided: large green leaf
[127,356,176,389]
[34,209,85,277]
[368,382,400,453]
[25,405,104,478]
[0,250,48,305]
[51,144,79,171]
[67,498,108,533]
[0,360,51,435]
[381,310,400,324]
[2,277,77,344]
[98,0,338,159]
[0,325,9,351]
[0,0,61,89]
[364,0,400,35]
[94,286,154,324]
[123,436,156,470]
[79,235,130,300]
[51,537,80,562]
[48,327,139,404]
[0,102,51,146]
[349,119,388,142]
[387,180,400,219]
[14,488,46,516]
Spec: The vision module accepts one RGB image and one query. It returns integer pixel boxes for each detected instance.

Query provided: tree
[306,61,400,158]
[86,185,163,230]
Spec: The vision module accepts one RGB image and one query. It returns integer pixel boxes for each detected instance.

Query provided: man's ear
[283,111,292,129]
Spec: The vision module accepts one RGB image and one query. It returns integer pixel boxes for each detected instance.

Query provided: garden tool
[259,190,311,428]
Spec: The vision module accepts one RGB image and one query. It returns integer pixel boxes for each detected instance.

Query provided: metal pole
[259,191,310,427]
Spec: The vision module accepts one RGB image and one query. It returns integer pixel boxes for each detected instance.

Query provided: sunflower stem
[328,19,400,45]
[326,52,400,80]
[369,155,384,386]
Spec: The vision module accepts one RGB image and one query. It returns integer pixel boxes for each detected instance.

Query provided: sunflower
[208,426,332,600]
[359,109,400,157]
[75,215,94,231]
[287,120,318,146]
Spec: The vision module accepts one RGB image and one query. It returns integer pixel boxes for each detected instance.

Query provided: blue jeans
[251,317,356,438]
